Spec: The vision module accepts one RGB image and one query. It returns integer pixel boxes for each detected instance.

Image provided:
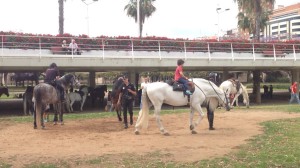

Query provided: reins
[192,79,228,105]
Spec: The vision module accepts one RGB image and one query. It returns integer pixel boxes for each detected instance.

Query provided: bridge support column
[88,71,96,88]
[128,71,139,106]
[222,71,229,81]
[291,70,300,83]
[253,70,261,104]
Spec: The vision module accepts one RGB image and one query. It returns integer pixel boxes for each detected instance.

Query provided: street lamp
[216,7,230,41]
[81,0,98,36]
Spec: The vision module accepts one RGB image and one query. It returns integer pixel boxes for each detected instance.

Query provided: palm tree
[58,0,66,35]
[234,0,275,41]
[124,0,156,38]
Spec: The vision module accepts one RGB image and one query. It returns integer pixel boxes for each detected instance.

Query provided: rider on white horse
[174,59,193,95]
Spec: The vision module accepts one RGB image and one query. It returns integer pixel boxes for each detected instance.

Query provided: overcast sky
[0,0,298,39]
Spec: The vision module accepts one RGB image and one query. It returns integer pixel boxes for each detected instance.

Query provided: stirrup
[185,90,192,95]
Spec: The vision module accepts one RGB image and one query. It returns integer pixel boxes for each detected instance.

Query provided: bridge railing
[1,35,300,60]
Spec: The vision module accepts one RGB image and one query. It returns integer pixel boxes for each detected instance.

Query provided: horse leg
[231,94,239,107]
[153,105,169,136]
[189,109,197,134]
[53,104,58,125]
[70,101,74,112]
[191,104,204,134]
[59,102,64,125]
[33,105,37,129]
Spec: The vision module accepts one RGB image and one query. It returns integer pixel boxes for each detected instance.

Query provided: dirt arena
[1,107,300,167]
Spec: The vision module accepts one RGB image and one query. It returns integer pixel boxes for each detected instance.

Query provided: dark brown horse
[110,77,124,121]
[33,73,80,129]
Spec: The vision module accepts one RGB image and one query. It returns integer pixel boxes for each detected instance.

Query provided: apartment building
[264,3,300,41]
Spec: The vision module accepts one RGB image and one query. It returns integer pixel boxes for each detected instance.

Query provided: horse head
[59,73,80,89]
[111,77,124,98]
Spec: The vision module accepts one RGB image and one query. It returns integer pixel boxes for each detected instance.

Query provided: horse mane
[62,73,74,81]
[111,78,124,98]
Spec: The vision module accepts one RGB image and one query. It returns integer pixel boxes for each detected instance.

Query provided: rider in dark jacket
[44,63,65,101]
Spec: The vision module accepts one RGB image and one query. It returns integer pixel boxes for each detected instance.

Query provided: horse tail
[135,85,150,130]
[34,88,42,129]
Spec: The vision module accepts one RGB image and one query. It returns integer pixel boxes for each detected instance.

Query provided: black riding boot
[130,113,133,125]
[207,111,215,130]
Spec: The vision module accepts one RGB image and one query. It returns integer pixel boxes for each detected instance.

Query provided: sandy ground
[1,108,300,167]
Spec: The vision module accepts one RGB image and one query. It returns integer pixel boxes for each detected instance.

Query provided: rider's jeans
[177,77,189,91]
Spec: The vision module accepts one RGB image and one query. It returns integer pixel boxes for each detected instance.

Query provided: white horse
[67,86,89,112]
[219,80,250,108]
[135,78,230,135]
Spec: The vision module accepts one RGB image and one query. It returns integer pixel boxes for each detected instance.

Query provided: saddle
[166,79,195,94]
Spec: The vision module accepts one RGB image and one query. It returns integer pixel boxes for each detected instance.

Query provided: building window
[272,32,278,35]
[272,26,278,30]
[292,22,300,26]
[280,24,287,28]
[292,28,300,32]
[280,30,287,34]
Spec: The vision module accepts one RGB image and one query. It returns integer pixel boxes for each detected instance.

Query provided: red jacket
[291,82,298,94]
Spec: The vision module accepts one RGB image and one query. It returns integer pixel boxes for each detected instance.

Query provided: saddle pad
[173,83,184,91]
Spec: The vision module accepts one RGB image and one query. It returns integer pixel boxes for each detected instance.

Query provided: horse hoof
[53,122,57,125]
[191,130,197,134]
[118,118,122,122]
[190,125,194,130]
[34,126,37,129]
[135,130,140,135]
[163,132,170,136]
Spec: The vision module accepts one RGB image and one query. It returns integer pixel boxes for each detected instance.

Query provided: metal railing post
[131,39,134,61]
[39,37,42,59]
[293,44,296,61]
[252,43,255,61]
[184,42,187,60]
[1,35,3,57]
[102,39,105,60]
[208,43,211,61]
[231,43,234,61]
[273,44,276,61]
[158,41,161,60]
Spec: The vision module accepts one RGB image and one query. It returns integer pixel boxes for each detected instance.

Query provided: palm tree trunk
[139,21,143,38]
[58,0,64,35]
[254,0,261,42]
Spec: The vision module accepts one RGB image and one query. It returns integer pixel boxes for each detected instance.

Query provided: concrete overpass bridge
[1,35,300,103]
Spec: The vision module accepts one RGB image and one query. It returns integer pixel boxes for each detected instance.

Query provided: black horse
[90,85,108,108]
[0,87,9,97]
[12,72,40,87]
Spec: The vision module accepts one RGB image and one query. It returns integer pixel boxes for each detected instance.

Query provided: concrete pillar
[253,70,261,104]
[291,70,300,83]
[128,71,139,106]
[88,71,96,88]
[222,70,229,81]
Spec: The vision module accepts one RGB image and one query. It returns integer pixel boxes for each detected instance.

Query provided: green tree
[124,0,156,38]
[234,0,275,41]
[58,0,66,35]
